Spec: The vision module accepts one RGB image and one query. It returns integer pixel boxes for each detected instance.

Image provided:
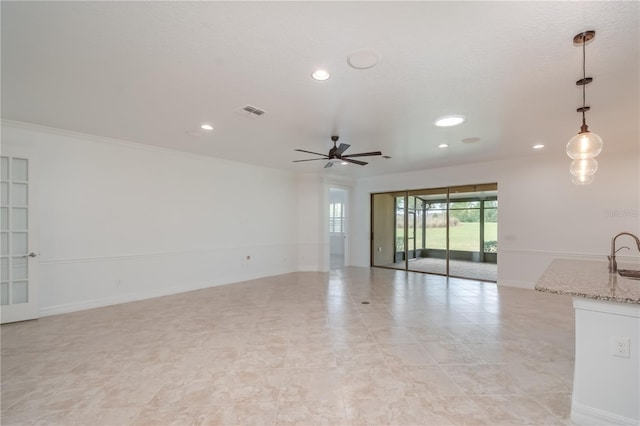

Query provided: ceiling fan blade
[335,143,351,156]
[324,161,333,168]
[293,157,329,162]
[343,158,368,166]
[342,151,382,158]
[294,149,328,157]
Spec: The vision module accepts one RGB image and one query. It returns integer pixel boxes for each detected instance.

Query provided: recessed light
[341,161,349,165]
[312,69,330,81]
[533,144,545,149]
[434,115,465,127]
[200,124,213,130]
[438,143,449,148]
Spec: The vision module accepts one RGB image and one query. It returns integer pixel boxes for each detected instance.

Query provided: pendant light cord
[582,39,587,125]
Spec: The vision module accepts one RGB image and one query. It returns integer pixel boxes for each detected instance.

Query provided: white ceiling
[2,1,638,177]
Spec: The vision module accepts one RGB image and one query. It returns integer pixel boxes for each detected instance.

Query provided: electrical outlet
[611,336,630,358]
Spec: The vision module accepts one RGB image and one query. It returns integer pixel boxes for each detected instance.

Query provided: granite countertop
[535,259,640,304]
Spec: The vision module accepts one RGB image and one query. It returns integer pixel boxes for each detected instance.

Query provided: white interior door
[1,148,39,323]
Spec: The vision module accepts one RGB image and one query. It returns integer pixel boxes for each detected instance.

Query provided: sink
[618,269,640,280]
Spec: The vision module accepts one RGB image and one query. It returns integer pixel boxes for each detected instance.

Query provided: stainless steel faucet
[608,232,640,273]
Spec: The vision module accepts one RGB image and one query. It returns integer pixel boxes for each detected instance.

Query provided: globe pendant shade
[571,174,594,185]
[570,158,598,177]
[566,131,603,159]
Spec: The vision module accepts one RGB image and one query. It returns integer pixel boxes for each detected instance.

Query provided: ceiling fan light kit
[567,30,603,185]
[293,135,383,169]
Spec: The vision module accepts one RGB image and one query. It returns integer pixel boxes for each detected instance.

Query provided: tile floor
[1,267,576,425]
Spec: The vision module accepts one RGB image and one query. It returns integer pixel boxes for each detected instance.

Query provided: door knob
[22,252,36,258]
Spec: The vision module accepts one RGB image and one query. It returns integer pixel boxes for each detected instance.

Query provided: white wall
[296,174,325,271]
[2,122,309,316]
[351,149,640,288]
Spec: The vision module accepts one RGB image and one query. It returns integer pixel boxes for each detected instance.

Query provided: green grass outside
[399,222,497,252]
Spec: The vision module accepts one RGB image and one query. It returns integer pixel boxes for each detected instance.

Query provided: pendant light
[570,158,598,177]
[572,174,595,186]
[566,31,603,161]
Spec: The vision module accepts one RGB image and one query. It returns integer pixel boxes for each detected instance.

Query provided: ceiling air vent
[235,104,266,119]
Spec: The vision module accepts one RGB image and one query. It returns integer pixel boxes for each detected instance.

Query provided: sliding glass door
[371,183,498,282]
[407,188,448,275]
[447,184,498,281]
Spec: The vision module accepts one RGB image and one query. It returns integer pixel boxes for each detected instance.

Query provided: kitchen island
[536,259,640,426]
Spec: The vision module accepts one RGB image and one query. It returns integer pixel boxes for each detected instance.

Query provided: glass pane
[11,232,27,255]
[1,207,7,230]
[450,201,478,209]
[12,158,28,181]
[425,210,447,250]
[484,207,498,254]
[12,257,27,280]
[395,196,405,266]
[12,280,28,304]
[12,184,27,206]
[449,219,480,251]
[407,197,416,261]
[1,282,8,305]
[1,182,8,205]
[0,157,8,180]
[1,232,8,256]
[409,189,448,275]
[449,193,481,259]
[414,198,424,251]
[1,258,8,281]
[449,186,498,282]
[11,208,27,230]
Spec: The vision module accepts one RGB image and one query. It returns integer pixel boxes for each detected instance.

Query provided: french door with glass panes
[1,149,38,323]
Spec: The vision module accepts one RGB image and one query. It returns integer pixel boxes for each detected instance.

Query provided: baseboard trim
[571,399,639,426]
[39,279,227,318]
[38,267,297,318]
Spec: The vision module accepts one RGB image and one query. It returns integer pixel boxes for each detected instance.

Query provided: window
[329,202,345,233]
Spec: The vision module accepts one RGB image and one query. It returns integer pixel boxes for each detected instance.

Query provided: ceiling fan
[293,136,383,168]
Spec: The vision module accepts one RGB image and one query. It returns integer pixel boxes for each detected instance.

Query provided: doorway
[329,187,347,269]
